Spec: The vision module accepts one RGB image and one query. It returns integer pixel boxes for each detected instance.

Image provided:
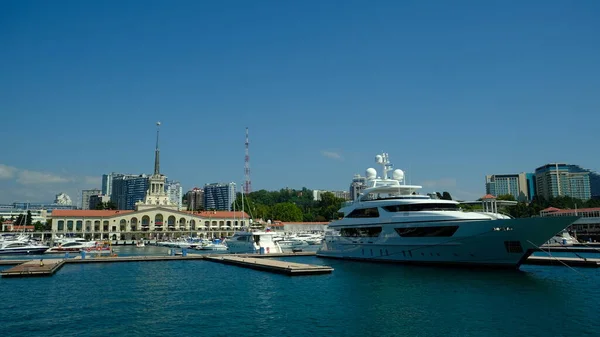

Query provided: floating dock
[1,252,331,278]
[524,256,600,268]
[1,259,65,277]
[204,255,333,275]
[3,250,599,278]
[67,255,206,264]
[536,246,600,254]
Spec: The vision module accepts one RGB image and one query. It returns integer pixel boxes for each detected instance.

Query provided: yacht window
[504,241,523,253]
[340,227,382,237]
[236,236,248,241]
[383,203,459,212]
[346,208,380,218]
[395,226,459,237]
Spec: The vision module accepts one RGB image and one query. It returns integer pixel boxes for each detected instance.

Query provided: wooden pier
[1,259,65,277]
[204,255,333,275]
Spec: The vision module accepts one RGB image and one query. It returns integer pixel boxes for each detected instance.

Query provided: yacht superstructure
[316,153,579,268]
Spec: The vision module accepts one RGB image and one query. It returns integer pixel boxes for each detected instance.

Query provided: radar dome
[375,155,383,163]
[366,168,377,179]
[392,169,405,181]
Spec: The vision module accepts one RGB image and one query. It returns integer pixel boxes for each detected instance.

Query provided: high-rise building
[89,194,110,210]
[110,174,149,210]
[485,173,532,201]
[566,166,600,199]
[102,173,114,196]
[204,182,236,211]
[312,189,351,201]
[590,171,600,199]
[187,188,204,211]
[333,190,351,200]
[535,163,591,201]
[349,174,367,201]
[81,189,101,210]
[166,180,183,210]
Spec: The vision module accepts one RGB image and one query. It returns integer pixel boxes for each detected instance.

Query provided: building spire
[154,121,161,175]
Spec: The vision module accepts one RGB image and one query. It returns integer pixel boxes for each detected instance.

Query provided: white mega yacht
[316,153,579,269]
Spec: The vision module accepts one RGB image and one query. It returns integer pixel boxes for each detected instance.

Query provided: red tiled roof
[541,207,561,212]
[544,207,600,214]
[184,211,249,219]
[481,194,496,199]
[51,210,135,217]
[9,226,34,230]
[280,222,330,225]
[51,209,250,219]
[271,221,330,227]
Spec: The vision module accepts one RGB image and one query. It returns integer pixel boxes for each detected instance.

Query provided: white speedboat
[278,239,309,250]
[0,241,50,255]
[45,240,96,254]
[316,152,580,269]
[545,230,578,246]
[226,231,283,254]
[196,239,228,251]
[293,233,323,245]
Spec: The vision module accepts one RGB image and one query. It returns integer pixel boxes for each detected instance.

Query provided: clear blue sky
[1,0,599,204]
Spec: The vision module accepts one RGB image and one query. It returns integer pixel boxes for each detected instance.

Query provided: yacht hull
[317,216,579,269]
[0,247,50,255]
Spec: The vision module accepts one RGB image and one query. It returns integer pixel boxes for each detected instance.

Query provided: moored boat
[45,240,96,254]
[317,152,580,269]
[226,231,283,254]
[0,241,50,255]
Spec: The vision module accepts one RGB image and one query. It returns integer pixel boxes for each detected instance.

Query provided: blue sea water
[1,246,599,337]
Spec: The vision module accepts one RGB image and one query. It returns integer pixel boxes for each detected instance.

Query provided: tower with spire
[136,122,178,211]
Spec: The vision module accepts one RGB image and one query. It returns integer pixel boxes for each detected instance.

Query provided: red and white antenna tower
[244,127,251,195]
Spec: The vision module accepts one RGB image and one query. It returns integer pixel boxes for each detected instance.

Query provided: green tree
[271,202,303,222]
[497,194,516,201]
[26,210,33,226]
[507,202,534,218]
[317,192,346,220]
[45,219,52,231]
[95,201,117,210]
[33,221,44,231]
[459,203,482,212]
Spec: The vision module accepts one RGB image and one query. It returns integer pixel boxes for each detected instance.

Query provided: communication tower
[244,127,252,195]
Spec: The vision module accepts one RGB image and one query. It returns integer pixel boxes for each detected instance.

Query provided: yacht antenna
[382,152,391,179]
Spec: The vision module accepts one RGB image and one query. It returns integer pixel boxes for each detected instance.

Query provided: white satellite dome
[366,168,377,179]
[375,155,383,163]
[392,169,405,181]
